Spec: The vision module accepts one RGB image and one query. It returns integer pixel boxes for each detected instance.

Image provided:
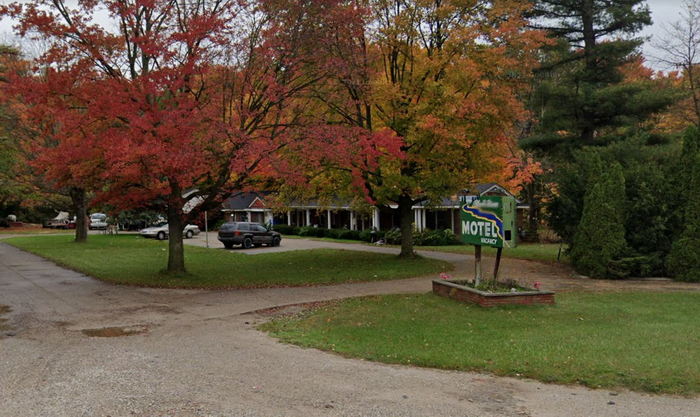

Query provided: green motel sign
[460,195,517,248]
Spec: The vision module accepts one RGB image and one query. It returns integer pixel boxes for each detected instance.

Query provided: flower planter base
[432,280,555,307]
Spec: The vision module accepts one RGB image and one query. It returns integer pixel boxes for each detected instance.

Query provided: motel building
[220,183,529,235]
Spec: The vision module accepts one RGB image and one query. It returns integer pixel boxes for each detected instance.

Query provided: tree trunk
[580,0,596,144]
[398,194,415,258]
[166,190,186,274]
[69,187,88,243]
[526,180,540,243]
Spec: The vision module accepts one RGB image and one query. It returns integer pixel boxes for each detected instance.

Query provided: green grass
[417,243,569,263]
[283,235,568,264]
[262,292,700,395]
[4,235,451,289]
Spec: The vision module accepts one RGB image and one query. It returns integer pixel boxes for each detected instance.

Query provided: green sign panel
[460,195,517,248]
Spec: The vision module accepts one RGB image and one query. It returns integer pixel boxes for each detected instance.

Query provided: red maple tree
[2,0,327,272]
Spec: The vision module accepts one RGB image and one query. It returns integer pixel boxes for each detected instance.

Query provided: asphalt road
[1,238,699,417]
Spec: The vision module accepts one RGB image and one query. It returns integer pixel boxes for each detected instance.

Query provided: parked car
[217,222,281,249]
[140,223,201,240]
[89,213,108,230]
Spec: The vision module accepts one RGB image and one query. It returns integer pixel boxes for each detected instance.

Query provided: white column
[414,208,419,230]
[421,209,427,231]
[327,210,332,229]
[287,211,292,226]
[350,211,356,230]
[306,209,311,226]
[372,207,380,230]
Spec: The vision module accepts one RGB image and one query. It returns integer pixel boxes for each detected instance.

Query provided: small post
[493,247,503,283]
[204,211,209,249]
[474,245,482,286]
[557,242,563,262]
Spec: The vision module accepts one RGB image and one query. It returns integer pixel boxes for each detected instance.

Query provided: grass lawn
[4,235,451,289]
[283,234,568,264]
[417,243,569,263]
[262,292,700,395]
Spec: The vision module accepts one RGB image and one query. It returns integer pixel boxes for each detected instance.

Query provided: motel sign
[460,195,517,248]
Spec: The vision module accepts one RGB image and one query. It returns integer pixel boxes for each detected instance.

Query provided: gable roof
[249,197,266,209]
[222,192,267,210]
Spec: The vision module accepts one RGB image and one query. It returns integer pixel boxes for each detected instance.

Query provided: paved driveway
[1,240,699,416]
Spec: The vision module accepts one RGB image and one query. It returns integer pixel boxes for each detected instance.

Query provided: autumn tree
[296,0,544,257]
[3,62,110,242]
[3,0,322,272]
[653,0,700,127]
[0,44,81,231]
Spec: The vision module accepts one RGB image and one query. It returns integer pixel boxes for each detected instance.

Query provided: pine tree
[571,162,627,278]
[667,153,700,282]
[523,0,678,154]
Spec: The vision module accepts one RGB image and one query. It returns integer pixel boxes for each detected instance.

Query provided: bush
[326,228,359,240]
[548,136,685,278]
[326,228,343,239]
[273,224,300,235]
[608,253,666,279]
[667,238,700,282]
[297,226,316,237]
[383,228,402,244]
[415,229,460,246]
[570,163,627,278]
[383,227,459,246]
[359,229,384,242]
[347,230,362,240]
[667,153,700,282]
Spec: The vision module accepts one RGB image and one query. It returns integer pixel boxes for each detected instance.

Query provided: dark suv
[217,222,282,249]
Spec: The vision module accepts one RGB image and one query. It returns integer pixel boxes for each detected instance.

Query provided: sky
[0,0,690,70]
[642,0,686,69]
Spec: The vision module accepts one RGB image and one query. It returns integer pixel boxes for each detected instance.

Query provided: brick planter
[432,280,555,307]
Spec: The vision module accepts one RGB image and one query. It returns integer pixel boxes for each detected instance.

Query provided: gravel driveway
[1,240,699,417]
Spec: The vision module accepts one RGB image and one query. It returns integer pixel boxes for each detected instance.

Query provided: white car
[89,213,108,230]
[140,223,201,240]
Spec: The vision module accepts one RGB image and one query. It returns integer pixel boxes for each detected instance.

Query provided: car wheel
[224,242,233,249]
[272,236,281,247]
[185,230,193,239]
[242,237,253,249]
[156,231,166,240]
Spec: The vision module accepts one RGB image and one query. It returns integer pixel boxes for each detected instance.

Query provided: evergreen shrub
[570,163,627,278]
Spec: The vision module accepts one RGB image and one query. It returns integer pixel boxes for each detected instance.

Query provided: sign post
[460,195,517,285]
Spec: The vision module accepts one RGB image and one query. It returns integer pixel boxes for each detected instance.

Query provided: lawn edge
[2,239,454,291]
[258,292,700,397]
